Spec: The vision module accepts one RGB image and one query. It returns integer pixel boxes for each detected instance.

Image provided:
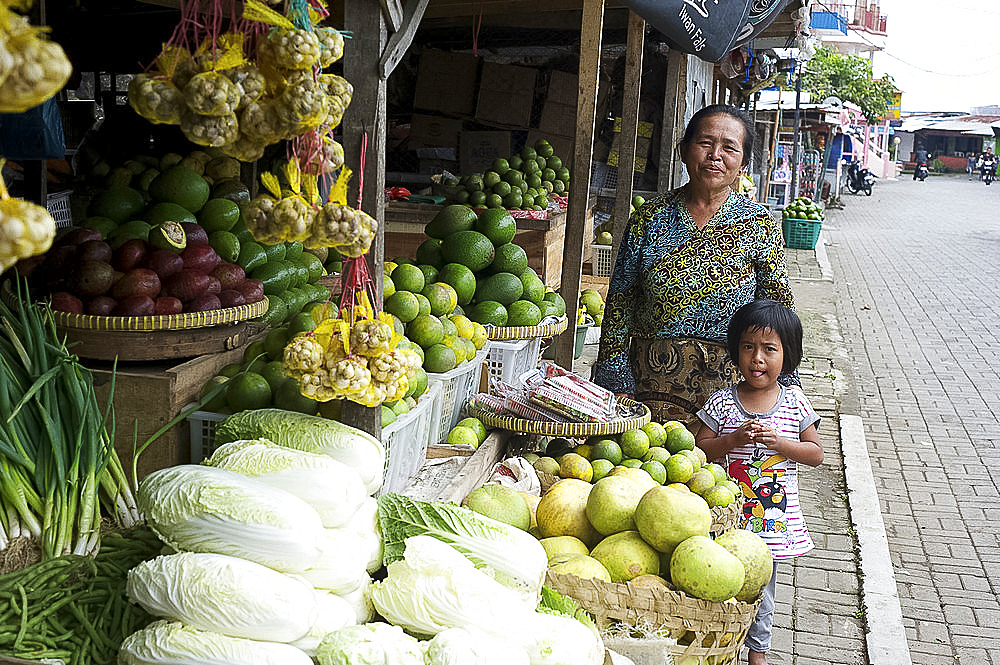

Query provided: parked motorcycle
[914,159,929,182]
[846,161,876,195]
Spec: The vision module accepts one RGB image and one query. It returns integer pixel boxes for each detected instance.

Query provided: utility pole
[790,59,803,199]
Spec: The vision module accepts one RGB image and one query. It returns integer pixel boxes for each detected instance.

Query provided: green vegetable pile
[0,526,161,664]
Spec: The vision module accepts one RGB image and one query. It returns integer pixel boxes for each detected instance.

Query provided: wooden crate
[87,345,249,485]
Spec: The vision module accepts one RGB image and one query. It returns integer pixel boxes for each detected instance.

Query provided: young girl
[695,299,823,665]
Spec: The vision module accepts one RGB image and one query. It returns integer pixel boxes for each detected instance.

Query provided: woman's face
[682,114,746,193]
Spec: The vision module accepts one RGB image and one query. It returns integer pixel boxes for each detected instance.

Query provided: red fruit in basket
[77,239,113,264]
[112,295,155,317]
[14,254,45,278]
[50,292,83,313]
[112,238,149,273]
[205,275,221,295]
[210,262,245,291]
[217,289,246,308]
[237,278,265,304]
[164,269,211,302]
[181,243,221,274]
[111,268,161,301]
[86,295,117,316]
[36,245,77,292]
[180,222,209,246]
[55,228,102,248]
[154,296,183,315]
[186,293,222,313]
[146,248,185,279]
[71,259,116,298]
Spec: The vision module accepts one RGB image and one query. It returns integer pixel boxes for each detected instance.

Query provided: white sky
[870,0,1000,114]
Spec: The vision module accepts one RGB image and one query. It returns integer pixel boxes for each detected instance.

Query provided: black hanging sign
[622,0,797,63]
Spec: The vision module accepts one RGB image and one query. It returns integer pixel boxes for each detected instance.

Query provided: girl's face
[737,326,784,389]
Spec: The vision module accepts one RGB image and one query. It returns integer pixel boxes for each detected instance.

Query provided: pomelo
[464,483,531,531]
[670,535,745,602]
[585,475,648,536]
[607,466,659,492]
[538,535,590,561]
[714,529,774,602]
[590,530,660,583]
[535,478,600,547]
[548,554,612,583]
[665,425,696,453]
[634,485,712,556]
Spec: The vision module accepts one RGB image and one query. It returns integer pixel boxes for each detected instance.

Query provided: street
[823,173,1000,665]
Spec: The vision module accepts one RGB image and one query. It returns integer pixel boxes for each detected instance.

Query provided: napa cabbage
[214,409,385,494]
[424,626,530,665]
[376,493,547,603]
[370,535,604,665]
[287,591,358,657]
[299,527,371,595]
[205,438,367,528]
[315,622,424,665]
[137,464,324,573]
[125,552,317,642]
[118,620,313,665]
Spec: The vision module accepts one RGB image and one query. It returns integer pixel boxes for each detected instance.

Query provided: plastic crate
[46,190,72,228]
[592,243,614,276]
[781,217,822,250]
[380,382,442,494]
[188,409,227,463]
[426,348,488,444]
[483,337,542,390]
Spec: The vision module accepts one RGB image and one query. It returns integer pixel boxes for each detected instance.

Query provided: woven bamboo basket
[546,570,762,665]
[709,500,742,536]
[484,315,568,340]
[468,396,651,437]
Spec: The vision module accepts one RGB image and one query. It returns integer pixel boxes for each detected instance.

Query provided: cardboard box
[409,114,462,149]
[539,99,576,137]
[546,70,578,104]
[414,50,479,116]
[476,61,537,127]
[460,131,511,175]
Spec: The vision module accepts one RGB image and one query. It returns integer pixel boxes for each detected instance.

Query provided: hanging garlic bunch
[0,11,72,113]
[307,202,377,257]
[127,74,186,125]
[0,190,56,273]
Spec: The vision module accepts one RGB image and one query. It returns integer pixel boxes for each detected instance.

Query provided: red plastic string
[356,131,368,210]
[472,8,482,57]
[338,255,380,320]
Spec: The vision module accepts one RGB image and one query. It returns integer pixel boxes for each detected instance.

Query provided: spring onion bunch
[0,279,139,559]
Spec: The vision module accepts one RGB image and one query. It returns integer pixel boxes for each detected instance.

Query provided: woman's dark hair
[727,299,803,373]
[680,104,756,167]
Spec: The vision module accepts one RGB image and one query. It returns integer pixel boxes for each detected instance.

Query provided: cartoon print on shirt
[727,447,787,532]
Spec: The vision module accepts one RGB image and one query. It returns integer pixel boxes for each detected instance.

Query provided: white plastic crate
[46,190,72,228]
[426,348,488,444]
[483,337,542,390]
[188,409,227,463]
[592,243,614,277]
[380,381,442,494]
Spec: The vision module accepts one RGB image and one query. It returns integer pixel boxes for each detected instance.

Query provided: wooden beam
[553,0,603,369]
[611,11,643,260]
[341,0,388,437]
[659,49,687,191]
[380,0,404,32]
[380,0,431,79]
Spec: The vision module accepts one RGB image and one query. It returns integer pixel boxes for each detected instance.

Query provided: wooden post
[341,1,388,437]
[553,0,604,368]
[610,12,644,258]
[659,49,687,191]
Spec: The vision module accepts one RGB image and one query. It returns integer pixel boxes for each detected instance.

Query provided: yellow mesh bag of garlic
[0,161,56,273]
[0,11,72,113]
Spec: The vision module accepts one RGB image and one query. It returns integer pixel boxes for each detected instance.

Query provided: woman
[593,104,795,426]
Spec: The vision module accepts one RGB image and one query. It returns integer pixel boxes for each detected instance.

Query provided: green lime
[198,375,230,413]
[225,372,272,412]
[486,194,504,209]
[287,311,317,336]
[385,290,421,323]
[263,326,291,361]
[483,171,501,188]
[424,343,458,373]
[242,339,268,367]
[422,282,458,317]
[274,378,318,415]
[414,292,431,317]
[469,190,487,207]
[391,263,426,293]
[620,428,650,459]
[406,314,445,349]
[260,360,289,393]
[492,180,512,197]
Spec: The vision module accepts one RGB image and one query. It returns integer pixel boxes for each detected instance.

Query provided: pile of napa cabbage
[119,409,604,665]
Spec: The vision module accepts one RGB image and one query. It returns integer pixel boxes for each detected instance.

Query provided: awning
[622,0,799,63]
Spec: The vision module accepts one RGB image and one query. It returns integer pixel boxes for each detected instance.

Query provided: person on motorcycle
[979,148,997,184]
[913,149,928,181]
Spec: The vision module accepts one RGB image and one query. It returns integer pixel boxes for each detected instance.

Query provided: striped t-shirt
[697,385,820,559]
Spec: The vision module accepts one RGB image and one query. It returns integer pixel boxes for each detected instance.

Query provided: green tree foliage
[802,47,896,123]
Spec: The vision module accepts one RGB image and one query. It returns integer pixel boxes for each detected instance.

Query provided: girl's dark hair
[680,104,756,167]
[727,299,803,373]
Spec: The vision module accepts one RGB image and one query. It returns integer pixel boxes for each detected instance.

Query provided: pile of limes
[522,420,740,507]
[448,138,571,210]
[395,205,567,330]
[382,258,489,375]
[782,196,824,221]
